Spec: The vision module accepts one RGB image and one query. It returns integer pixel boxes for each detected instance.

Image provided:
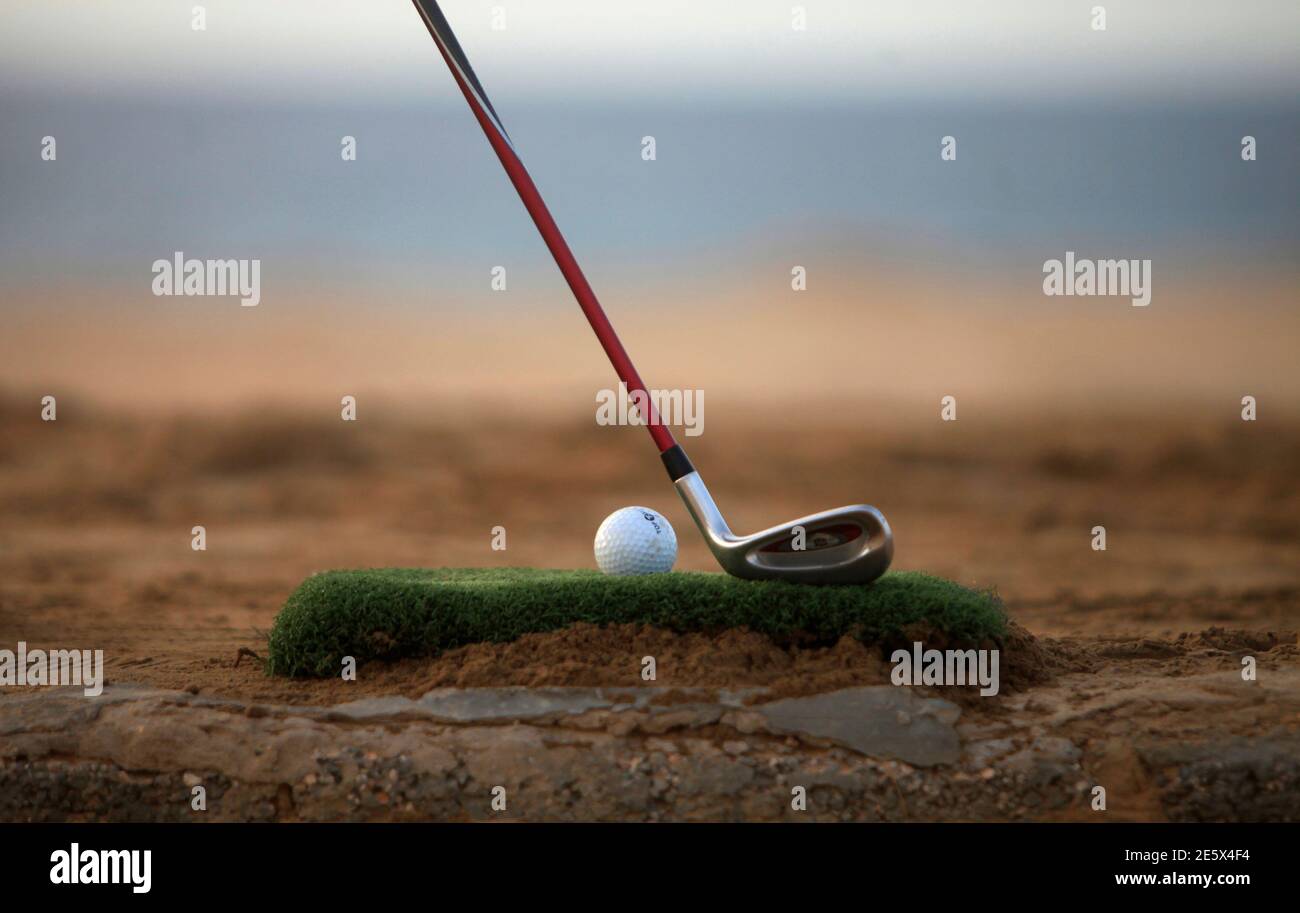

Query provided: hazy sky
[2,0,1297,104]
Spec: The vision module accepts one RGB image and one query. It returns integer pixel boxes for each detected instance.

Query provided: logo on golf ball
[594,507,677,575]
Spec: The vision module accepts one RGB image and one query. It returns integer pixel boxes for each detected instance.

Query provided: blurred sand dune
[3,267,1297,419]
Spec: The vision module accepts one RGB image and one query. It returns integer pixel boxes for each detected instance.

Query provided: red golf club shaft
[413,0,675,453]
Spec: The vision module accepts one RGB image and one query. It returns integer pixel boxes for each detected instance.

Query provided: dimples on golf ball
[594,507,677,575]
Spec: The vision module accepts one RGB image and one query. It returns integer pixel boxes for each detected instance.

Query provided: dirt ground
[1,370,1299,820]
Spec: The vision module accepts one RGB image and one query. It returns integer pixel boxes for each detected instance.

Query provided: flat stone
[325,696,429,720]
[965,737,1018,767]
[417,687,616,720]
[316,686,770,723]
[757,686,962,766]
[1002,735,1081,775]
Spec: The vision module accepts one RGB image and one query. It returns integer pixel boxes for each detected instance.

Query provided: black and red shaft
[411,0,693,480]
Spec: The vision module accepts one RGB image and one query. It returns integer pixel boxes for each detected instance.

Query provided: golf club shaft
[412,0,678,454]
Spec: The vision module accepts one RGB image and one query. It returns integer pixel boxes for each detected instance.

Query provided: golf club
[411,0,893,584]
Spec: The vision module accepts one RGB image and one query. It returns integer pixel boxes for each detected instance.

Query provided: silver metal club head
[674,471,894,585]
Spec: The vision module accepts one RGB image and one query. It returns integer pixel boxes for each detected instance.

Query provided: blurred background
[1,1,1297,669]
[2,0,1298,407]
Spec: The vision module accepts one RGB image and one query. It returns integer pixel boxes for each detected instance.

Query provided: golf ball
[594,507,677,575]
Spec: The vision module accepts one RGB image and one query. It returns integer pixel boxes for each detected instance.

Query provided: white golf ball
[594,506,677,576]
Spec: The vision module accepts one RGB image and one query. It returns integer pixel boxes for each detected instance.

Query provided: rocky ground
[3,626,1297,822]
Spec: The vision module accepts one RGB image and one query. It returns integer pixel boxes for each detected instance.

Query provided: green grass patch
[267,568,1005,677]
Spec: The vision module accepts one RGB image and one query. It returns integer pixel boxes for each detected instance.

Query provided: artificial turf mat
[267,568,1005,678]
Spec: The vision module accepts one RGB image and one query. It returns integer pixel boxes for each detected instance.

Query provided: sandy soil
[2,397,1296,706]
[1,278,1298,819]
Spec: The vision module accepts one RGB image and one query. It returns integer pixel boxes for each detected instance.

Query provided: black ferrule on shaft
[660,444,695,482]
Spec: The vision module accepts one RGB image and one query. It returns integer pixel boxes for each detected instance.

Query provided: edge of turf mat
[268,568,1006,678]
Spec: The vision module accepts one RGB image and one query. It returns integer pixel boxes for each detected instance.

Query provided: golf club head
[674,471,893,585]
